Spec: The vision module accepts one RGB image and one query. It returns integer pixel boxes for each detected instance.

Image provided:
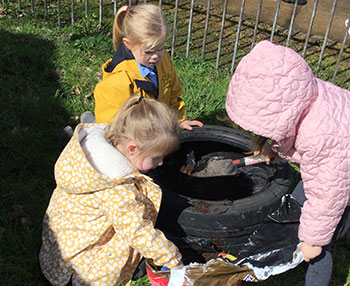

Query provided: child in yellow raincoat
[40,95,183,286]
[93,4,202,130]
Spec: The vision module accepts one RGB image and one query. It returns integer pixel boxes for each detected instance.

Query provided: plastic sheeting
[146,195,304,286]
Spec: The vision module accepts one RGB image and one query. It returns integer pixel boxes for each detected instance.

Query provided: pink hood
[226,40,350,246]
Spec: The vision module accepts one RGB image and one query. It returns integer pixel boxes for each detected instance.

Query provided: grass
[0,0,349,285]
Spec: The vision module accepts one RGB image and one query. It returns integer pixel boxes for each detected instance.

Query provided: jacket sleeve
[164,53,186,122]
[100,183,182,268]
[94,70,133,124]
[298,135,350,246]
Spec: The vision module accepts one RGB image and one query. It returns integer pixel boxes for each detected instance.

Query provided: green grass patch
[1,1,349,285]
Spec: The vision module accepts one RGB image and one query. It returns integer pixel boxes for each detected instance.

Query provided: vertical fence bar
[332,19,350,82]
[286,0,298,47]
[43,0,47,18]
[99,0,103,29]
[159,0,162,8]
[171,0,179,59]
[251,0,263,50]
[128,0,131,7]
[215,0,228,69]
[201,0,211,59]
[114,0,117,16]
[302,0,319,57]
[315,0,338,75]
[85,0,88,17]
[30,0,35,16]
[270,0,281,42]
[71,0,75,25]
[230,0,245,73]
[58,0,61,27]
[185,0,195,58]
[85,0,89,18]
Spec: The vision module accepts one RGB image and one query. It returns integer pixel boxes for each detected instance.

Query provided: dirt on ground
[161,0,350,86]
[191,158,234,177]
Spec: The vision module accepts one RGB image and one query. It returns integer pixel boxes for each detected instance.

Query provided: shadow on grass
[0,28,70,285]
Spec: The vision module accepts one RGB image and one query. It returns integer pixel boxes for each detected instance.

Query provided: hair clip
[126,6,131,13]
[138,95,144,103]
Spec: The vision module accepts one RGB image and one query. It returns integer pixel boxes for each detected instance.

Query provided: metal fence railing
[2,0,350,86]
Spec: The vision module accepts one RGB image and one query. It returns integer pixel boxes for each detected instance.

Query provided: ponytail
[113,5,128,50]
[112,4,168,52]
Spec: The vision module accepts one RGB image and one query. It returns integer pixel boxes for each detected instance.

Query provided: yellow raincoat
[93,43,185,124]
[39,124,182,286]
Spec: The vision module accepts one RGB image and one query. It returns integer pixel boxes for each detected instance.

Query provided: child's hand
[300,242,322,262]
[168,261,186,286]
[172,261,184,269]
[180,120,203,130]
[253,141,277,165]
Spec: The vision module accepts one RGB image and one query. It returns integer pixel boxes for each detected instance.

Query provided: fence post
[30,0,35,17]
[315,0,338,75]
[44,0,47,18]
[99,0,103,29]
[270,0,281,42]
[201,0,211,59]
[230,0,245,73]
[58,0,61,27]
[251,0,263,50]
[171,0,179,59]
[71,0,75,25]
[215,0,228,69]
[286,0,298,47]
[302,0,319,57]
[185,0,195,58]
[85,0,88,17]
[332,19,350,82]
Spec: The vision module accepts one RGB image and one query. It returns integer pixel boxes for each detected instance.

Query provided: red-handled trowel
[180,151,270,178]
[224,154,269,175]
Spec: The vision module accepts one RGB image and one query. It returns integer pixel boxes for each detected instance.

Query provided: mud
[191,158,233,177]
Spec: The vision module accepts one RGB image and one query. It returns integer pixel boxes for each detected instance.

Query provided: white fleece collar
[78,125,135,179]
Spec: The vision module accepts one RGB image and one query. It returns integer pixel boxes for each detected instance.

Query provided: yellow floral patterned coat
[39,124,182,286]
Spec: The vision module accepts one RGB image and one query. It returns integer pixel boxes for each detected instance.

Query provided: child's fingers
[191,120,203,127]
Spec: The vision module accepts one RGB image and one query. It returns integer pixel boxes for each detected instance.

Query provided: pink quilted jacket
[226,40,350,247]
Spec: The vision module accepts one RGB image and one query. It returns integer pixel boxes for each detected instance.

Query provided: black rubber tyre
[151,125,293,255]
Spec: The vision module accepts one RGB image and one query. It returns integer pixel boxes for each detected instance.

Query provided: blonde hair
[105,95,181,158]
[113,4,168,51]
[251,134,268,154]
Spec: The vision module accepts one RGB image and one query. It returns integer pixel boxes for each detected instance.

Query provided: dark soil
[151,144,277,201]
[191,158,234,177]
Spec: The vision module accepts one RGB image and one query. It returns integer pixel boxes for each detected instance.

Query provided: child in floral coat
[40,95,183,286]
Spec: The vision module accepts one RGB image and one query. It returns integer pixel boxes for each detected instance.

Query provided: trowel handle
[225,155,268,174]
[232,154,267,168]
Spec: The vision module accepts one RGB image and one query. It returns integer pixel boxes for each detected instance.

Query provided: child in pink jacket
[226,40,350,286]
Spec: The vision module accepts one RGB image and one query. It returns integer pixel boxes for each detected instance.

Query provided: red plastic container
[146,265,243,286]
[146,265,190,286]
